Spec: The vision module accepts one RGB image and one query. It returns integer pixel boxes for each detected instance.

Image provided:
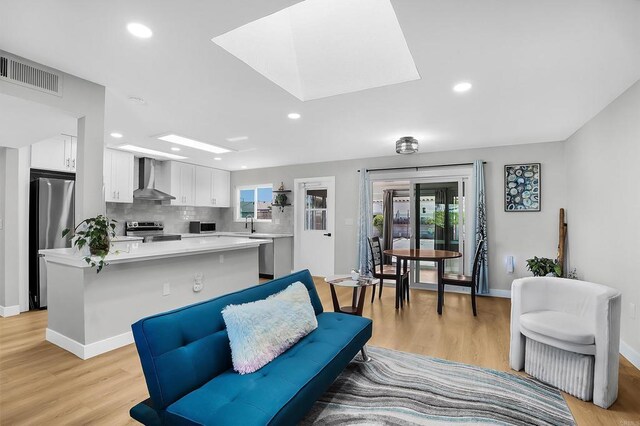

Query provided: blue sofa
[130,269,373,425]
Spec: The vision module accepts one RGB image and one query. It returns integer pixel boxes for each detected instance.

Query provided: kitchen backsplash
[221,205,294,234]
[106,200,225,235]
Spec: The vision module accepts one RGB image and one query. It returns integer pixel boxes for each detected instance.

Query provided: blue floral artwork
[504,163,540,212]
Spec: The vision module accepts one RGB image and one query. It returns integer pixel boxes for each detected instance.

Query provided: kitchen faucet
[245,215,256,233]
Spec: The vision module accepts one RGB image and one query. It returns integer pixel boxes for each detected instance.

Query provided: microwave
[189,221,216,233]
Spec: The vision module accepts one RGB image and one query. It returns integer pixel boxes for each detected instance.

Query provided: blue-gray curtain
[471,160,489,294]
[382,189,393,264]
[358,171,372,275]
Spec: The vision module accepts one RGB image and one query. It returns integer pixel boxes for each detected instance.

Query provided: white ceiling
[0,0,639,170]
[0,93,77,148]
[213,0,420,101]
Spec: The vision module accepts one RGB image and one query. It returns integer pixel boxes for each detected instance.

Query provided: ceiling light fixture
[110,132,123,138]
[287,113,301,120]
[453,81,472,93]
[214,157,222,161]
[170,147,181,152]
[395,136,419,154]
[241,165,247,169]
[118,145,186,160]
[127,22,153,39]
[157,134,232,154]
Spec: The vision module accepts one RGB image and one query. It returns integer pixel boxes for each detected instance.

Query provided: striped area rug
[301,346,575,425]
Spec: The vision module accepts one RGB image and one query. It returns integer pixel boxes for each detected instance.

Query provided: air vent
[0,51,63,96]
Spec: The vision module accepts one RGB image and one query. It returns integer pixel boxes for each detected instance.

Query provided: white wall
[0,148,21,313]
[226,140,567,292]
[565,79,640,362]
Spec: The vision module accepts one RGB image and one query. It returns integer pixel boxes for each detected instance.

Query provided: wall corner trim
[620,340,640,370]
[45,328,134,360]
[0,305,21,317]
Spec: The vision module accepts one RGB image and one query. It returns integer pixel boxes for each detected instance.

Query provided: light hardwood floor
[1,280,639,425]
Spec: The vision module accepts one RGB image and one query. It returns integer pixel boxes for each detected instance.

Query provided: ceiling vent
[0,51,63,96]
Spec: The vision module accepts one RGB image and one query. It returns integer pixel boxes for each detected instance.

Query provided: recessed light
[127,22,153,39]
[110,132,123,139]
[241,165,247,169]
[118,145,186,160]
[453,82,472,93]
[226,136,249,142]
[287,113,301,120]
[128,96,146,105]
[157,133,232,154]
[170,147,181,152]
[214,157,222,161]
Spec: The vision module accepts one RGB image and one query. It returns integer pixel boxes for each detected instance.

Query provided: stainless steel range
[125,221,182,243]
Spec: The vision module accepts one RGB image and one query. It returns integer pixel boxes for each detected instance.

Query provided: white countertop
[39,236,269,268]
[111,236,144,242]
[180,232,294,239]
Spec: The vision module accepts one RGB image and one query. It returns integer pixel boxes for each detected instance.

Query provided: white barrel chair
[509,277,621,408]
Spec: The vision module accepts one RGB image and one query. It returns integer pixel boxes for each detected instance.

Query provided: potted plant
[526,256,562,277]
[62,215,117,273]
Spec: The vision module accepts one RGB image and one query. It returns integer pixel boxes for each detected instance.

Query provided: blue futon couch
[130,269,373,425]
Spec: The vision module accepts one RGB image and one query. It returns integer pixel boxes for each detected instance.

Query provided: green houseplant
[526,256,562,277]
[62,215,117,273]
[373,214,384,236]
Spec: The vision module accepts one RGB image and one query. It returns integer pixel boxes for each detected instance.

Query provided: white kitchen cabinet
[158,161,196,206]
[104,148,134,203]
[31,134,77,172]
[194,165,230,207]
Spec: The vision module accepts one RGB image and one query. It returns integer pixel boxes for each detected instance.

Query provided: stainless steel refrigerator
[29,176,75,309]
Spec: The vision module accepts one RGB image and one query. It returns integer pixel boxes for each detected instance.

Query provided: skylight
[118,145,187,160]
[212,0,420,101]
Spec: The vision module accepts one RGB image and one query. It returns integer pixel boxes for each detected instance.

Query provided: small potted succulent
[526,256,562,277]
[62,215,117,273]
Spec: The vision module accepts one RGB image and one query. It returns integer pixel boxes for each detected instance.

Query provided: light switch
[163,282,171,296]
[505,256,515,274]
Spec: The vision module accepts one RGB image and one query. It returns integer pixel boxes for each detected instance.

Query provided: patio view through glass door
[413,181,464,284]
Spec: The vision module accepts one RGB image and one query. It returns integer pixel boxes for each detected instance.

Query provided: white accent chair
[509,277,622,408]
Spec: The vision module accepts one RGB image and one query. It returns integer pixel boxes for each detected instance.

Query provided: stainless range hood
[132,158,176,201]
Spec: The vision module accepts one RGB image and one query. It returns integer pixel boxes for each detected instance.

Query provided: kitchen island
[39,236,269,359]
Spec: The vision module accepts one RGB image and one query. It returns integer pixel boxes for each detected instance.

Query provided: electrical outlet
[219,254,224,264]
[163,282,170,296]
[193,273,203,292]
[631,303,637,320]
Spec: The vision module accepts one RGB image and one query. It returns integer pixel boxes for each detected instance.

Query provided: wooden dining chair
[441,239,484,316]
[368,236,398,302]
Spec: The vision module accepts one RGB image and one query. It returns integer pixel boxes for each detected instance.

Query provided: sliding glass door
[411,180,466,284]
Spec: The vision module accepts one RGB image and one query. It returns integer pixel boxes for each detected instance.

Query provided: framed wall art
[504,163,540,212]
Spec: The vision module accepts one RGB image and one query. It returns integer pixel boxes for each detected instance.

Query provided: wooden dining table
[383,249,462,314]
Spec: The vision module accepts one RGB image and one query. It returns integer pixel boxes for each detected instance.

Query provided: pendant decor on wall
[504,163,540,212]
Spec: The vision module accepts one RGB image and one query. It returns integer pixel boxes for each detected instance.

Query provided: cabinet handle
[72,159,76,168]
[66,158,70,168]
[117,191,120,199]
[113,191,116,198]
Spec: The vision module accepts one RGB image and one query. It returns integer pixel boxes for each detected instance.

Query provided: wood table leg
[330,284,341,313]
[395,258,401,309]
[352,287,358,308]
[437,259,444,315]
[355,286,367,316]
[403,259,409,303]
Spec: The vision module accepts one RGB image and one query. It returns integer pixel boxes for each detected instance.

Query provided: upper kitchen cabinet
[31,134,77,172]
[158,161,196,206]
[104,148,134,203]
[195,165,230,207]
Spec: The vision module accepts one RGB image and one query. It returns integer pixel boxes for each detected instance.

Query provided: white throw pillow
[222,281,318,374]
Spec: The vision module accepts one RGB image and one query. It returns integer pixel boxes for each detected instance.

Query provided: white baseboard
[405,283,511,299]
[0,305,20,317]
[46,328,134,360]
[620,340,640,370]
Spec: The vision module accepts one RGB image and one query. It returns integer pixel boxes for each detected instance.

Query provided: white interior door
[294,177,335,277]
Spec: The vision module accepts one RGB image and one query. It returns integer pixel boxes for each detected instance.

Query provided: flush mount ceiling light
[395,136,419,154]
[241,165,247,169]
[118,145,186,160]
[453,81,472,93]
[287,113,301,120]
[157,134,232,154]
[127,22,153,39]
[214,157,222,161]
[110,132,123,138]
[170,147,181,151]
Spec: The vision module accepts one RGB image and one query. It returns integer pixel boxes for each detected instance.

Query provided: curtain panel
[382,189,393,264]
[471,160,489,294]
[357,171,372,275]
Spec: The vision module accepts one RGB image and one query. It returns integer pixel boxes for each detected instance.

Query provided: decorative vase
[89,234,111,257]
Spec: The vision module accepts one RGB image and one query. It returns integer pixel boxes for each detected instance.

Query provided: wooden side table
[324,275,379,317]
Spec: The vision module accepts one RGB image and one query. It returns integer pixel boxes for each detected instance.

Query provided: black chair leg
[378,279,383,299]
[471,286,477,316]
[406,276,410,303]
[371,283,376,303]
